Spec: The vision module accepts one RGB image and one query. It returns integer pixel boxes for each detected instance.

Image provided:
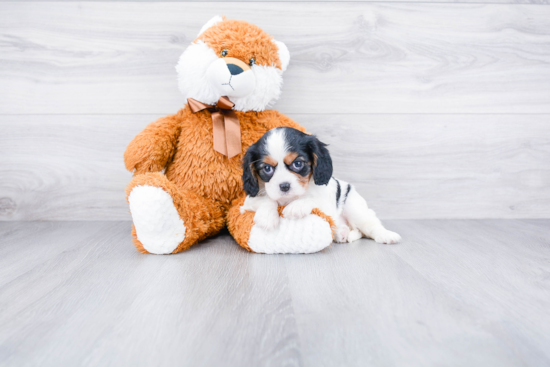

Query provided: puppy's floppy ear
[308,136,333,185]
[242,144,260,197]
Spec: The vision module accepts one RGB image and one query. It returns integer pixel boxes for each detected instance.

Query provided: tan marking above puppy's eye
[263,156,277,167]
[284,152,299,166]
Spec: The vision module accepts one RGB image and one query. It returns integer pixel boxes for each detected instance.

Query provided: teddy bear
[124,16,335,255]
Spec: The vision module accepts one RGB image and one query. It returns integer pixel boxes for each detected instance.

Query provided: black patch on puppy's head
[276,127,333,186]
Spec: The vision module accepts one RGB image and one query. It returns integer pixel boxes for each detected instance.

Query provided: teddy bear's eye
[249,58,255,66]
[221,49,228,57]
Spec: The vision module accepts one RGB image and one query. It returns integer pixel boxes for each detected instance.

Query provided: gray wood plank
[0,220,549,366]
[0,222,300,367]
[1,3,550,114]
[388,219,550,366]
[1,114,548,221]
[283,219,550,367]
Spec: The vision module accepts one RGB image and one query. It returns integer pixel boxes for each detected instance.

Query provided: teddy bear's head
[176,16,290,112]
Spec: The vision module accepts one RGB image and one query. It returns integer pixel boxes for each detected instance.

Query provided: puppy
[240,127,401,244]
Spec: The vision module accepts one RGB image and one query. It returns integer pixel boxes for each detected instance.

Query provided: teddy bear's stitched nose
[227,64,244,76]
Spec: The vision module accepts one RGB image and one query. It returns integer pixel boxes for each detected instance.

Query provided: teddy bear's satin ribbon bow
[187,97,242,159]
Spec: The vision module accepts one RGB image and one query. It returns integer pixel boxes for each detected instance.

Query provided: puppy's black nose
[280,182,291,192]
[227,64,244,76]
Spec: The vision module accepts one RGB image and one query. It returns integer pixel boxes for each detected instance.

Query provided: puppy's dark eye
[221,49,228,57]
[249,57,255,66]
[263,165,274,174]
[292,161,304,170]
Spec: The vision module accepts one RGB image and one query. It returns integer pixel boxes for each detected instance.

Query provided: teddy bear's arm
[124,114,182,174]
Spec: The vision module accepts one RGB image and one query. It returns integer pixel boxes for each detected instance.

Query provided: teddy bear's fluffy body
[124,17,335,254]
[124,104,324,254]
[125,108,305,204]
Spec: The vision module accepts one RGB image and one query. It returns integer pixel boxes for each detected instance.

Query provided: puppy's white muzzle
[206,58,256,98]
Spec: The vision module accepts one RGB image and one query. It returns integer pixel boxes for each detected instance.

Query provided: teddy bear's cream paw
[334,225,350,243]
[372,229,401,245]
[129,185,186,254]
[253,206,280,231]
[248,214,333,254]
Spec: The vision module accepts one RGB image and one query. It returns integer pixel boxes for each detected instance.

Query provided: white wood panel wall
[1,2,549,220]
[2,3,550,115]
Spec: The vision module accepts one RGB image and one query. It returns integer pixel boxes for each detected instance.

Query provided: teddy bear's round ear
[273,40,290,72]
[197,16,224,37]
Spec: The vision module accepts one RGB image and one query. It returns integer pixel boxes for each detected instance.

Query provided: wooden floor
[0,220,548,367]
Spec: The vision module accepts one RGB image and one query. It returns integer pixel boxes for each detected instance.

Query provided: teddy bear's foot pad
[248,215,333,254]
[129,185,186,254]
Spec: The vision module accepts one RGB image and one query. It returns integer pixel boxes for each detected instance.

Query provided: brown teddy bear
[124,16,335,254]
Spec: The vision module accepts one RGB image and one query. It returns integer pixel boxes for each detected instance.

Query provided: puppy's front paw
[283,200,314,219]
[334,225,350,243]
[372,229,401,244]
[254,207,280,231]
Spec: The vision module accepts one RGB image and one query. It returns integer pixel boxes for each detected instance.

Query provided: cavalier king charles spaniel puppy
[240,127,401,244]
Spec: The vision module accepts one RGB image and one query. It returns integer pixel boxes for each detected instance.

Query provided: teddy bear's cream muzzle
[206,58,256,98]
